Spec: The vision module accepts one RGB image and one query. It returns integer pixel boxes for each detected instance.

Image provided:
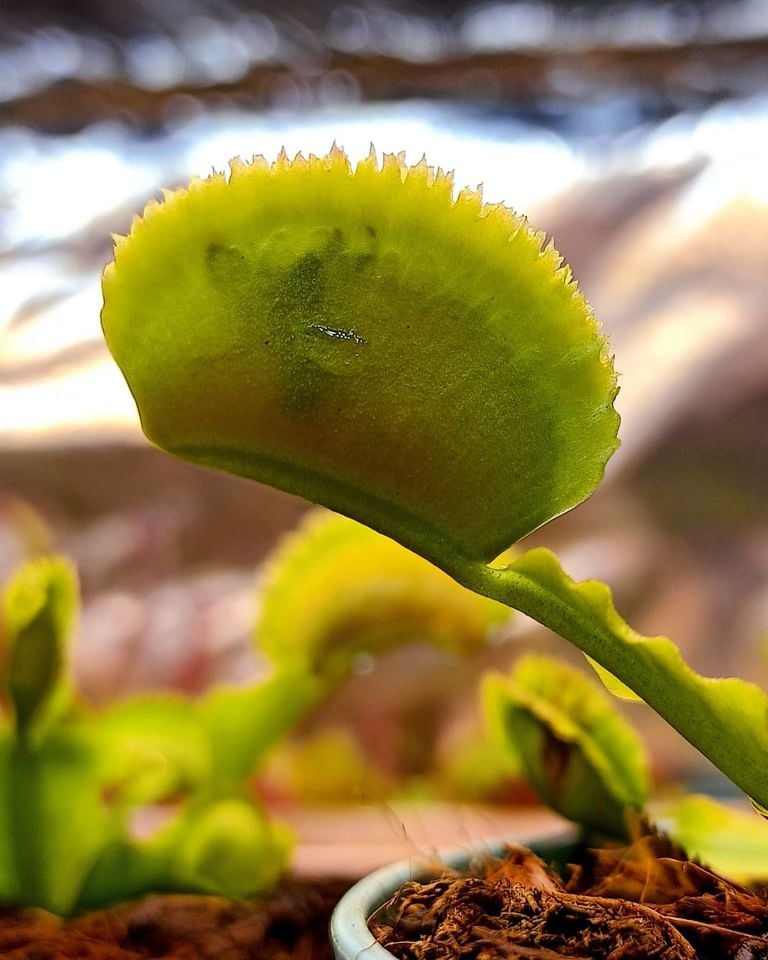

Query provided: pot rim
[330,826,578,960]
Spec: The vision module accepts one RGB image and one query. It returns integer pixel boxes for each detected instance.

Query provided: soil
[370,830,768,959]
[0,878,350,960]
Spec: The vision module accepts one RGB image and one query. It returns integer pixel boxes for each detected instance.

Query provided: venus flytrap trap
[101,145,768,820]
[254,508,511,801]
[482,655,648,840]
[257,508,509,684]
[482,654,768,883]
[102,146,618,570]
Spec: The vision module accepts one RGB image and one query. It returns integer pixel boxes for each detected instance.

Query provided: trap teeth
[273,147,290,172]
[455,187,483,213]
[327,143,351,172]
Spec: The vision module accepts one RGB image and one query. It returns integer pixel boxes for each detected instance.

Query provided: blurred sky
[1,0,767,452]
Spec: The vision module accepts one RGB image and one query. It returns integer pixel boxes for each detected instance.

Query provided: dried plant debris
[371,834,768,960]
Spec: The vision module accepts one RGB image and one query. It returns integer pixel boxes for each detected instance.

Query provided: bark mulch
[371,832,768,959]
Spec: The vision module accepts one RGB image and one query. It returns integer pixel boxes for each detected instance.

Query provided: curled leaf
[483,655,647,837]
[102,148,618,568]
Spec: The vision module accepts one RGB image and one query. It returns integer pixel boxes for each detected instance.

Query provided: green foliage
[0,508,508,912]
[97,694,209,805]
[197,670,321,786]
[0,555,316,913]
[481,656,768,881]
[171,799,292,898]
[97,147,768,870]
[483,655,647,838]
[0,725,114,915]
[0,557,325,913]
[0,559,115,913]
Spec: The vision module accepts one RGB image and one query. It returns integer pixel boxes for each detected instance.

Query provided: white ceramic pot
[330,830,577,960]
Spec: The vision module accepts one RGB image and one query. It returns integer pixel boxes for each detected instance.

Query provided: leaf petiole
[453,548,768,810]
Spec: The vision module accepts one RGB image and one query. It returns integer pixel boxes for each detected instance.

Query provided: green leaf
[258,510,508,681]
[101,149,618,568]
[465,549,768,811]
[197,669,322,784]
[657,795,768,883]
[483,655,647,837]
[1,556,77,741]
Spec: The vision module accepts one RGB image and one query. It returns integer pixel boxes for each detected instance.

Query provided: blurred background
[1,0,767,866]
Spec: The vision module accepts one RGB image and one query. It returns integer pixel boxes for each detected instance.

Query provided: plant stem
[9,740,46,908]
[451,556,768,810]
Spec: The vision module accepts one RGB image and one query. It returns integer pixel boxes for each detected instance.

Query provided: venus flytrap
[0,510,503,913]
[101,145,768,815]
[0,555,299,912]
[0,556,113,914]
[483,654,768,883]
